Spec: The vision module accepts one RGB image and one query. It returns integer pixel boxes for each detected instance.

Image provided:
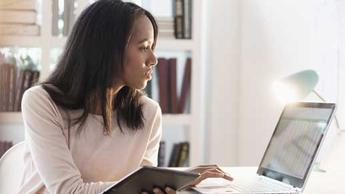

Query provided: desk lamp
[273,69,343,131]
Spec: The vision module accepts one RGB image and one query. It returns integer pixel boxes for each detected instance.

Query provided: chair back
[0,141,25,194]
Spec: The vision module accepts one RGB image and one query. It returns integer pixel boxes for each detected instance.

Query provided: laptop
[193,102,336,194]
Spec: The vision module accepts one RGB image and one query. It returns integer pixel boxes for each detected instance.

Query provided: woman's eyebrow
[137,39,153,44]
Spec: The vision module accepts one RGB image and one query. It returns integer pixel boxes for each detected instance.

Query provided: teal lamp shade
[273,70,319,102]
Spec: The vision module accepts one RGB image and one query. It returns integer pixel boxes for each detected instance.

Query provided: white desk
[180,167,345,194]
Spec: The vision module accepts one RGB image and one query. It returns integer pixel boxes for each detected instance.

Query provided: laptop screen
[257,102,335,188]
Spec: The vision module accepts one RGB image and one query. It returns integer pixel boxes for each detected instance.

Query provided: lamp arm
[312,90,344,132]
[312,90,327,102]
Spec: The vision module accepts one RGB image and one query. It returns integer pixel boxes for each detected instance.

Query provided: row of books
[0,141,13,158]
[158,141,190,167]
[174,0,192,39]
[0,0,40,36]
[52,0,179,39]
[148,57,191,114]
[140,0,193,39]
[0,58,40,112]
[157,16,174,39]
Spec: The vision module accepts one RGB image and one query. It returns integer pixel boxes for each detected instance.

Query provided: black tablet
[102,166,198,194]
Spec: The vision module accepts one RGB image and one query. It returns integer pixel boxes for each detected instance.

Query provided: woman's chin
[131,81,148,90]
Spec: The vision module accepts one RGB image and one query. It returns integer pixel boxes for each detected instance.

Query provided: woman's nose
[149,52,158,67]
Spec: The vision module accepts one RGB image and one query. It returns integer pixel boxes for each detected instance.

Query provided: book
[183,0,192,39]
[158,141,166,167]
[0,63,7,111]
[157,58,169,113]
[177,142,190,167]
[17,69,33,111]
[168,143,182,167]
[7,64,17,111]
[0,63,12,111]
[14,69,33,111]
[0,10,37,24]
[168,58,178,113]
[31,70,40,86]
[0,0,37,10]
[14,69,25,111]
[174,0,184,39]
[168,142,190,167]
[102,166,198,193]
[0,24,40,36]
[178,58,192,113]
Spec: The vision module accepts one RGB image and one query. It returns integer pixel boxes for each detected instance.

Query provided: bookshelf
[0,0,205,166]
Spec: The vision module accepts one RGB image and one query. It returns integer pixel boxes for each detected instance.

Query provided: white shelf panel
[0,36,43,47]
[162,114,191,126]
[156,39,194,51]
[0,112,23,124]
[0,36,67,48]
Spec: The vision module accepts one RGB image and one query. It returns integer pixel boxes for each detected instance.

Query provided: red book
[168,58,178,113]
[157,58,169,113]
[8,64,17,111]
[31,70,40,86]
[174,0,184,39]
[14,69,25,111]
[0,64,7,111]
[14,69,32,111]
[178,58,192,113]
[0,63,13,111]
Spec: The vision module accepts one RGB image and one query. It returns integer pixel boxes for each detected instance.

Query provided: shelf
[0,36,43,47]
[156,39,194,51]
[0,112,192,126]
[0,112,23,124]
[0,35,193,50]
[0,36,67,48]
[162,114,191,126]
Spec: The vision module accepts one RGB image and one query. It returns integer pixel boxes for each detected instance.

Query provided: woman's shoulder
[22,85,63,118]
[140,95,161,116]
[23,85,51,102]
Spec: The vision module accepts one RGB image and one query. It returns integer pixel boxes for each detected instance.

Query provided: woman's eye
[141,46,150,51]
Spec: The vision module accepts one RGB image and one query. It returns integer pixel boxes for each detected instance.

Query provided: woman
[18,0,232,193]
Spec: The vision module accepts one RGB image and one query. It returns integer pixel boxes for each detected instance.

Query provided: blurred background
[0,0,344,174]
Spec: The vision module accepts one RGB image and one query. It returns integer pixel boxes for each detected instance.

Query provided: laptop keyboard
[229,177,295,193]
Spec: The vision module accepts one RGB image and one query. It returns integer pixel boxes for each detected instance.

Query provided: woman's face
[122,15,157,90]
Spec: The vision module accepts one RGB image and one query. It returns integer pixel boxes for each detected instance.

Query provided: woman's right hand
[179,164,233,190]
[140,164,233,194]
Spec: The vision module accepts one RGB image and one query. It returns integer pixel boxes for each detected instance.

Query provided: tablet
[102,166,198,193]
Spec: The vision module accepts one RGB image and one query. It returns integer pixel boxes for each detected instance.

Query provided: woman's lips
[145,69,152,79]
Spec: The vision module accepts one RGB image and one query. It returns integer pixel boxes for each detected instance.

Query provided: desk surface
[182,167,345,194]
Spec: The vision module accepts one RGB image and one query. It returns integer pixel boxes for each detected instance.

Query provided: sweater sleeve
[140,103,163,167]
[21,88,115,194]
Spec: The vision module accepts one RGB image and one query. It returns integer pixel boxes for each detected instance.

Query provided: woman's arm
[140,103,162,167]
[21,88,115,194]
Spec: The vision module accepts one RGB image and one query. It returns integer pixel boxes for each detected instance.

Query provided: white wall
[238,0,339,165]
[204,0,240,165]
[205,0,341,165]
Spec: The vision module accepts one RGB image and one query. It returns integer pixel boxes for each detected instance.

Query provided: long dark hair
[42,0,158,135]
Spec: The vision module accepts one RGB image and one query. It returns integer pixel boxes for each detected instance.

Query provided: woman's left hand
[141,186,176,194]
